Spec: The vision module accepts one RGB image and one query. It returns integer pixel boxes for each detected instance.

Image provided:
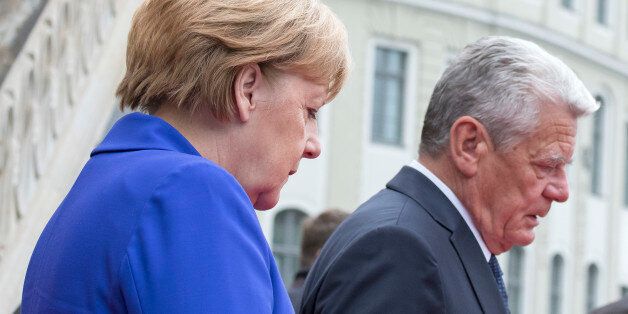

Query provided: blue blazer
[299,166,507,313]
[22,113,293,313]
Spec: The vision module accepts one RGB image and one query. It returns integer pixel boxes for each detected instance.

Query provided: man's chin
[515,232,535,247]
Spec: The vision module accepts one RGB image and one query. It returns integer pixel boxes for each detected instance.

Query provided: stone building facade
[0,0,139,312]
[261,1,628,314]
[1,1,627,313]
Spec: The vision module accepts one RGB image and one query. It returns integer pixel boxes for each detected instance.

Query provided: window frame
[370,46,408,147]
[364,38,417,152]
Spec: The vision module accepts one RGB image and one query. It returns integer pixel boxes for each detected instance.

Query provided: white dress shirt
[408,160,491,262]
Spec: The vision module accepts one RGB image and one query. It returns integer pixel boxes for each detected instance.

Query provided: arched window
[507,246,525,314]
[272,209,308,286]
[596,0,609,25]
[549,254,564,314]
[591,95,605,196]
[586,264,599,312]
[561,0,574,10]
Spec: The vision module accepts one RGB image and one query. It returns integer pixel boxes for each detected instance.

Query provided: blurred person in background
[21,0,349,313]
[289,208,348,310]
[300,36,597,314]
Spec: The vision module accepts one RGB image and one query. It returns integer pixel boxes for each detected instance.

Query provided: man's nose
[543,172,569,203]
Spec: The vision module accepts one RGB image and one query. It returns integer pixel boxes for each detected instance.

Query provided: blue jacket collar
[91,112,201,157]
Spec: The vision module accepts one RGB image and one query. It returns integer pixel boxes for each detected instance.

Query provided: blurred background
[1,0,628,313]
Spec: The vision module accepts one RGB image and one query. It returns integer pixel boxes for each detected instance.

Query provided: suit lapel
[387,166,507,313]
[450,224,507,313]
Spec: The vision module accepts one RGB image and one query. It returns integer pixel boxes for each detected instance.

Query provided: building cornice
[388,0,628,79]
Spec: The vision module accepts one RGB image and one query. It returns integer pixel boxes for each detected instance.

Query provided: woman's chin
[253,191,281,211]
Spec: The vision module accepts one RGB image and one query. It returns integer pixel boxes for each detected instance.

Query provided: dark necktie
[489,255,509,312]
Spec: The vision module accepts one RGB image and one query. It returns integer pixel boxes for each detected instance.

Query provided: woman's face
[240,71,327,210]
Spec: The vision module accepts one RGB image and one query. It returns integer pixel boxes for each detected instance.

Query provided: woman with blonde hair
[22,0,350,312]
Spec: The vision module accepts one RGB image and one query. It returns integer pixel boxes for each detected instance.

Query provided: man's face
[473,104,576,253]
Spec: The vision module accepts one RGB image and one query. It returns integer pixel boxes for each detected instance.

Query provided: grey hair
[419,36,598,157]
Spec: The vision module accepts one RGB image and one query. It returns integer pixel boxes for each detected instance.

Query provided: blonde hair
[116,0,351,120]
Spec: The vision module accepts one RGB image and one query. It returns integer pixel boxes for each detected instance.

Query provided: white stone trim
[386,0,628,79]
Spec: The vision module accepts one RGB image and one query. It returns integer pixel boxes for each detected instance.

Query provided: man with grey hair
[299,36,597,313]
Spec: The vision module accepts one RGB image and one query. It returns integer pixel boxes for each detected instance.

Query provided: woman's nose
[303,134,321,159]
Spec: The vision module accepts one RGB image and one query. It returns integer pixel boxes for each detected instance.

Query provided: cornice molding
[388,0,628,78]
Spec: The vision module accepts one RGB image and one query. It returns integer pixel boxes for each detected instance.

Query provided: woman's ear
[449,116,491,177]
[233,64,263,123]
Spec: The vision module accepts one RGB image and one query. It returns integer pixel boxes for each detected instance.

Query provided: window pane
[507,247,524,314]
[386,50,405,76]
[382,78,402,142]
[371,47,407,146]
[561,0,574,10]
[625,124,628,206]
[591,96,605,195]
[597,0,608,25]
[549,255,564,314]
[272,209,308,286]
[273,213,287,244]
[586,264,599,312]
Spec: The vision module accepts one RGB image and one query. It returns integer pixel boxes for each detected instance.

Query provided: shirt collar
[91,112,201,157]
[408,159,491,262]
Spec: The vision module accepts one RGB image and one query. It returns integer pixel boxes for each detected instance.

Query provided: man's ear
[449,116,491,177]
[233,63,263,123]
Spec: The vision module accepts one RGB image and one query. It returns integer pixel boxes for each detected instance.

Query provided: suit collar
[409,160,491,261]
[386,166,508,313]
[91,112,201,157]
[386,166,463,232]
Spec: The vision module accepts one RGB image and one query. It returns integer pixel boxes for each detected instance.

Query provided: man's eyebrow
[546,155,572,165]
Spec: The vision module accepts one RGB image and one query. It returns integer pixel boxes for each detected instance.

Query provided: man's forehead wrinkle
[528,129,576,163]
[532,117,576,144]
[536,120,576,136]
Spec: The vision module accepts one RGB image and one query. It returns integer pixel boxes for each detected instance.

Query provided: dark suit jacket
[299,166,508,314]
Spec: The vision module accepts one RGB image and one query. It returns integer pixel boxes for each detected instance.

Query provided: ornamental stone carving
[0,0,119,248]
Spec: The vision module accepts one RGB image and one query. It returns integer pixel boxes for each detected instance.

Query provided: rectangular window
[621,286,628,297]
[596,0,609,26]
[561,0,574,10]
[371,47,407,146]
